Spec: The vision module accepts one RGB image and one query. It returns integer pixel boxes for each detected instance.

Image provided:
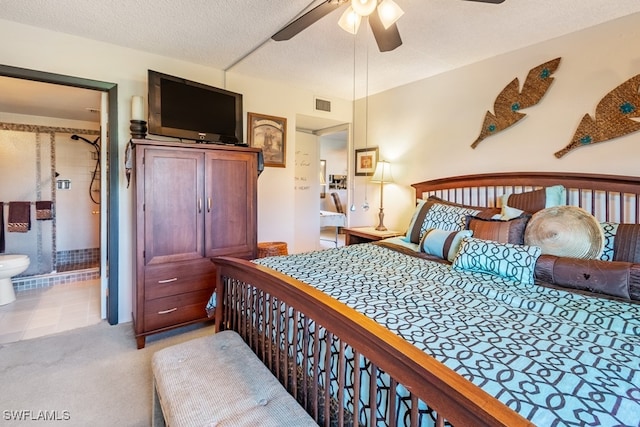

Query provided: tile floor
[0,279,102,344]
[320,228,345,249]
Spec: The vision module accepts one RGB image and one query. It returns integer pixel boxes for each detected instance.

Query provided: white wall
[350,12,640,233]
[0,19,352,323]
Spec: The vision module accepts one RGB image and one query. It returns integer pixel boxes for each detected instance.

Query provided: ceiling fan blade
[272,1,344,41]
[369,8,402,52]
[463,0,506,3]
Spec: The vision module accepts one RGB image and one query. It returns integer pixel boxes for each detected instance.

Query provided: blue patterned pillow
[419,203,480,238]
[452,237,542,285]
[600,222,619,261]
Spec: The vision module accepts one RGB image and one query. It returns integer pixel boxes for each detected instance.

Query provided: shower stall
[0,123,101,290]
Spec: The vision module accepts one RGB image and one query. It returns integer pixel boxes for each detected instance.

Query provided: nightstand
[343,227,403,246]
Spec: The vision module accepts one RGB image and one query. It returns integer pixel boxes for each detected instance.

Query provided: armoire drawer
[144,259,216,300]
[143,289,213,331]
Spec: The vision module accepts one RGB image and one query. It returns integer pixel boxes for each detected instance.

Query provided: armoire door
[204,150,257,258]
[143,148,205,265]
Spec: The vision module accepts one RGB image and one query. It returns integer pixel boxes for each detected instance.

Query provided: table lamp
[370,160,393,231]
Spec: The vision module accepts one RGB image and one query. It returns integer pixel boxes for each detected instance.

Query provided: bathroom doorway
[0,65,119,328]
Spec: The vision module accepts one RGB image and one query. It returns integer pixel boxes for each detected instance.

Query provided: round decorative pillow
[524,206,604,259]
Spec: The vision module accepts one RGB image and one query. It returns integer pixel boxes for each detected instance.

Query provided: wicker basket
[257,241,288,258]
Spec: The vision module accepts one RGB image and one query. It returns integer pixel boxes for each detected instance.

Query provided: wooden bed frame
[412,171,640,224]
[212,172,640,427]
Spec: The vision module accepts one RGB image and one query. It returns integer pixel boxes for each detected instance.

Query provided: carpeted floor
[0,320,215,426]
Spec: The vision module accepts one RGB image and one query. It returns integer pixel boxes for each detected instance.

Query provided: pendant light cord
[350,17,357,211]
[362,20,370,205]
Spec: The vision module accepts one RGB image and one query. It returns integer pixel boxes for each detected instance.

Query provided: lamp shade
[370,161,394,183]
[378,0,405,29]
[338,6,362,34]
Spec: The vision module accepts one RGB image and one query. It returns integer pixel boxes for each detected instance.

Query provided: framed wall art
[355,147,378,176]
[247,112,287,167]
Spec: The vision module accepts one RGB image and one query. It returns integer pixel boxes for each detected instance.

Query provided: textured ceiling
[1,0,640,122]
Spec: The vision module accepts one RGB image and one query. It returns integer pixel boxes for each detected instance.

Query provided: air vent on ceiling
[314,97,331,112]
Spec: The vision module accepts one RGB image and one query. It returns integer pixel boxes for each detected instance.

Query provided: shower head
[71,134,100,148]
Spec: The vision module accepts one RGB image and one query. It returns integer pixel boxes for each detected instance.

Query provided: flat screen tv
[147,70,243,144]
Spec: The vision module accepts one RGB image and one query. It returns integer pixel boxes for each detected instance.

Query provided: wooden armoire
[131,139,260,348]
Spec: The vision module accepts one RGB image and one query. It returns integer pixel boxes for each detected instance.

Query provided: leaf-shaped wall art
[555,74,640,158]
[471,57,561,149]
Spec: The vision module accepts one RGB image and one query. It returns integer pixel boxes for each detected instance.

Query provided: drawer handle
[158,308,178,315]
[157,277,178,284]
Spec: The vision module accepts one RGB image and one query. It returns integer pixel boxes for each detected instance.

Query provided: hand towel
[36,201,53,220]
[8,201,31,232]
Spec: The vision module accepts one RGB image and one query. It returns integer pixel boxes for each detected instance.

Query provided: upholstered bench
[151,330,316,427]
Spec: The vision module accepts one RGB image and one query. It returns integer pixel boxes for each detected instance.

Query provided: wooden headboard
[412,172,640,224]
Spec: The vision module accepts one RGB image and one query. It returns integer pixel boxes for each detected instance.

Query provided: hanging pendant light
[349,20,358,213]
[361,20,371,213]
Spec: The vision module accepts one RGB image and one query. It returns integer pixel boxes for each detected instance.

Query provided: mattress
[253,242,640,426]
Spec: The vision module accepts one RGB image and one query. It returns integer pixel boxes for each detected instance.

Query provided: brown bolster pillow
[534,255,640,301]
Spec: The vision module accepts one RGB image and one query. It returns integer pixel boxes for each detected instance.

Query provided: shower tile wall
[11,247,100,292]
[0,128,54,275]
[56,247,100,271]
[12,268,99,291]
[2,123,101,293]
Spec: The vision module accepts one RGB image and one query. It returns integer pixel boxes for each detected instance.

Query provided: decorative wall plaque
[555,74,640,158]
[471,57,561,148]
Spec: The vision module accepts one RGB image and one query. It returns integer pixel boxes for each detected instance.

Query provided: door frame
[0,64,120,324]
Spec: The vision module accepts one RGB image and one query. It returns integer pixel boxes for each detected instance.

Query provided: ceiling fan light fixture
[351,0,377,17]
[377,0,404,29]
[338,6,362,34]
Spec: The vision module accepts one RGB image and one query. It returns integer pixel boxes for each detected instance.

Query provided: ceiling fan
[272,0,506,53]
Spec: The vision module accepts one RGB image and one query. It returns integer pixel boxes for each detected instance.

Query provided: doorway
[296,114,350,251]
[0,64,119,325]
[319,126,348,249]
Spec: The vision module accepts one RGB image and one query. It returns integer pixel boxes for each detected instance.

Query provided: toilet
[0,254,30,305]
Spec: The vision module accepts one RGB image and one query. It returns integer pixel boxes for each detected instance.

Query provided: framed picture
[247,112,287,168]
[355,147,378,176]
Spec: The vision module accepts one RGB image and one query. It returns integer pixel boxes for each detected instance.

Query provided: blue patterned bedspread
[254,243,640,427]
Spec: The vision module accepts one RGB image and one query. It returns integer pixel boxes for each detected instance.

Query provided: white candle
[131,96,144,121]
